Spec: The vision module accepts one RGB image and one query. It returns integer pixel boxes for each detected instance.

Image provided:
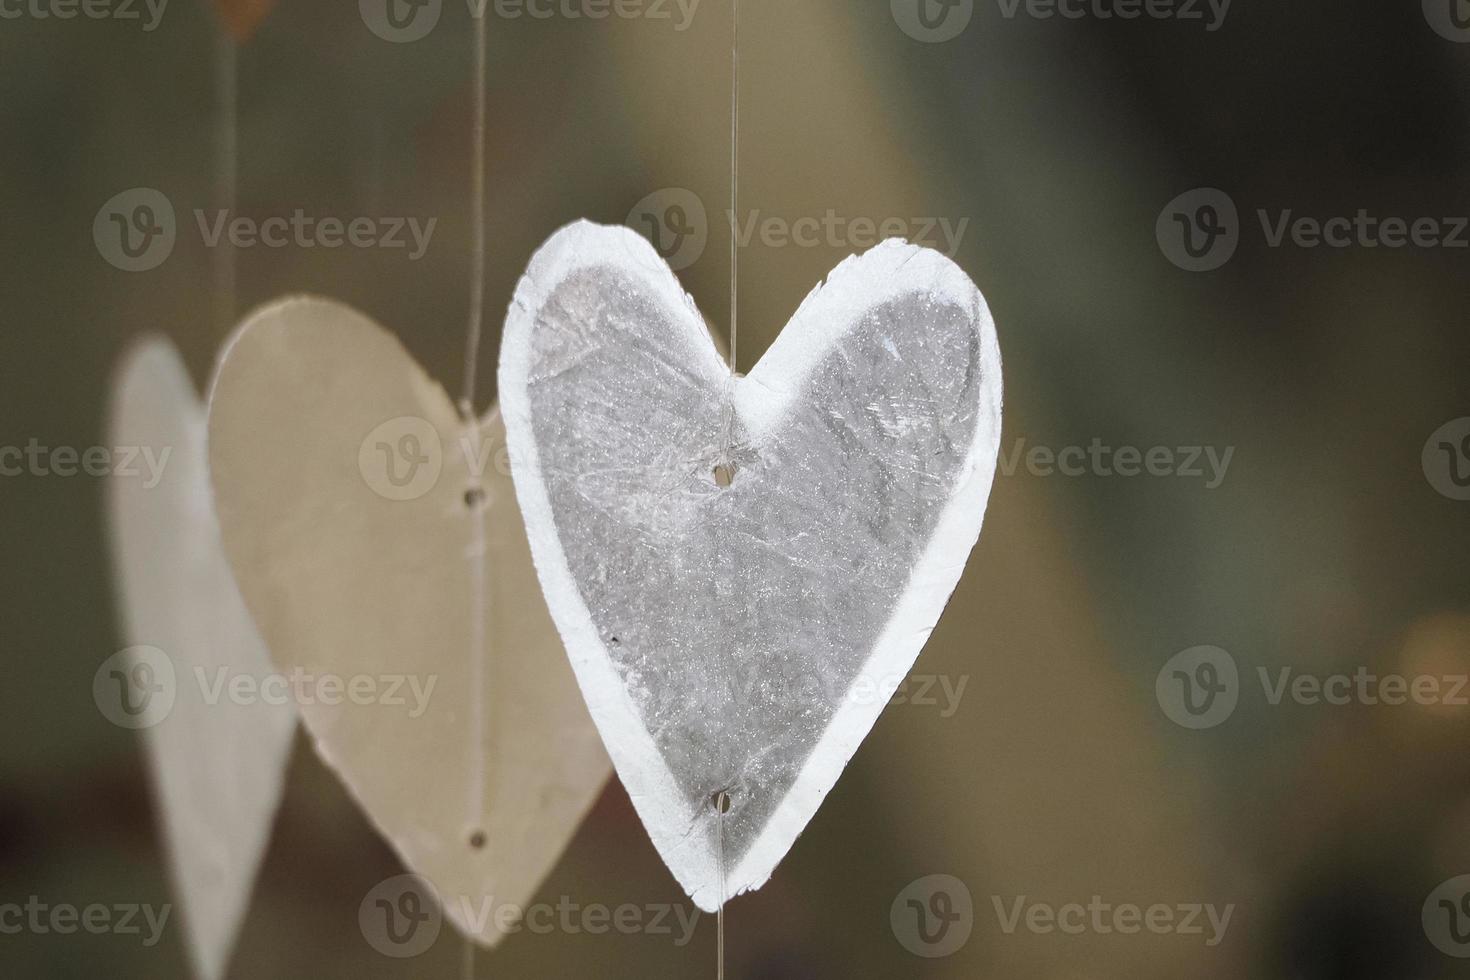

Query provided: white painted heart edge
[499,220,1003,912]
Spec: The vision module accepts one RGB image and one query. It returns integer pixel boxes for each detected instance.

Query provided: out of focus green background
[3,1,1470,976]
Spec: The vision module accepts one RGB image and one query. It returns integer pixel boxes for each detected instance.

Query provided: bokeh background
[3,0,1470,976]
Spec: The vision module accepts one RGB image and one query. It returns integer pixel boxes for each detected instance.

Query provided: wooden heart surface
[206,296,610,947]
[500,221,1004,911]
[106,337,297,980]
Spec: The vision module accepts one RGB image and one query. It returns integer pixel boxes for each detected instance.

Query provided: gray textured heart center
[525,266,981,866]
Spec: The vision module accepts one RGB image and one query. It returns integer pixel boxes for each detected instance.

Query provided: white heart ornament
[205,296,611,947]
[106,337,297,980]
[500,222,1003,911]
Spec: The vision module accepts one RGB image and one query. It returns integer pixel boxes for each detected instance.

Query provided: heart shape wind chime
[206,296,611,945]
[499,221,1003,910]
[197,7,612,949]
[107,5,610,965]
[107,337,298,980]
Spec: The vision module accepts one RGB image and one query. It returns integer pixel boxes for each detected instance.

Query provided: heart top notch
[500,221,1002,911]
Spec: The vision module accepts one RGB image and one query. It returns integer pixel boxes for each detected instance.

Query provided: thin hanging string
[213,23,238,334]
[716,791,730,980]
[716,0,741,466]
[460,5,489,416]
[461,13,490,980]
[728,0,740,377]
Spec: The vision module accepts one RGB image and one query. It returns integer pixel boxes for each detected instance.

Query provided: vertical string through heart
[718,9,740,979]
[461,7,491,979]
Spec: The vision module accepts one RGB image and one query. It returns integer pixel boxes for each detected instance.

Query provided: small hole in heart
[464,486,486,509]
[468,829,487,850]
[711,790,733,815]
[712,464,736,488]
